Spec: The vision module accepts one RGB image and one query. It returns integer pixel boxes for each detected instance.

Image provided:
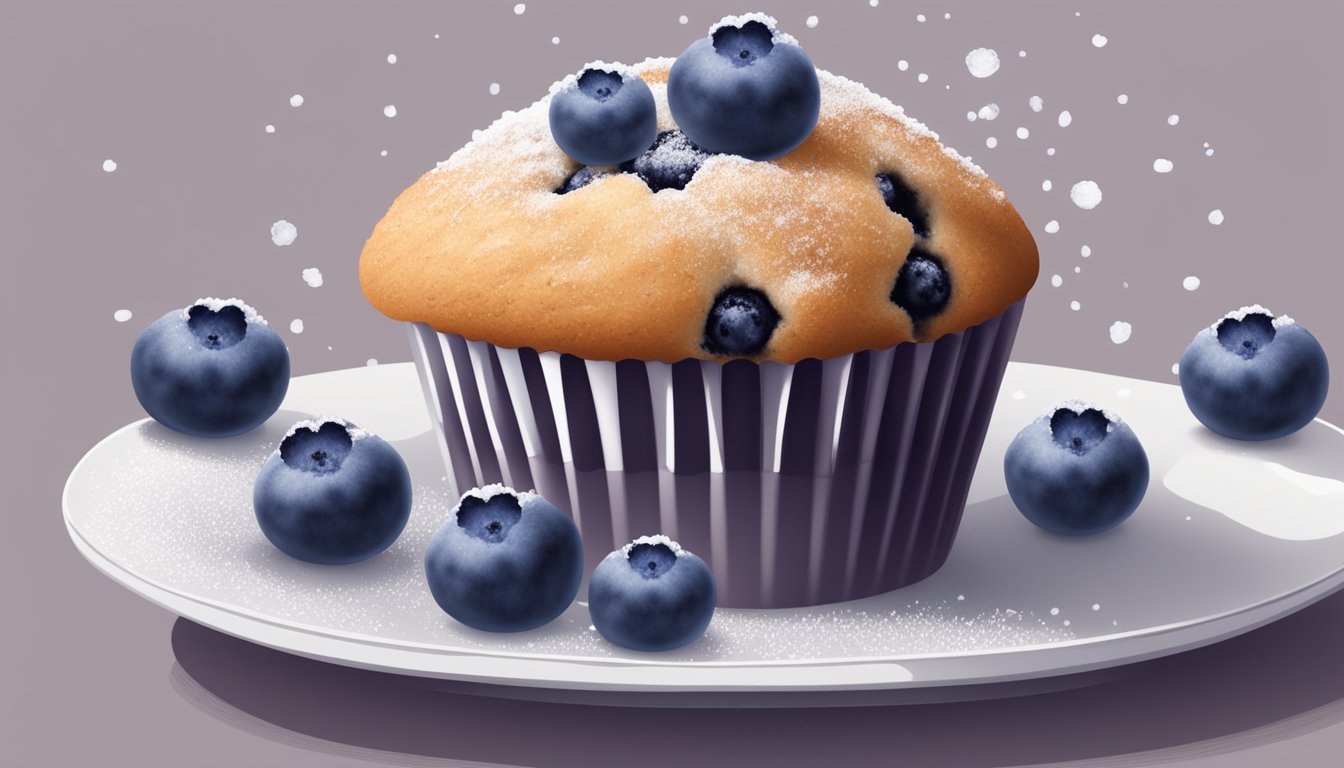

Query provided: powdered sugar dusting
[619,534,687,559]
[1217,305,1295,330]
[455,484,541,515]
[281,416,372,445]
[184,298,266,325]
[1051,399,1121,427]
[707,12,799,46]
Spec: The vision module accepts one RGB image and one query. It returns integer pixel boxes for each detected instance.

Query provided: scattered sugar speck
[1153,158,1174,173]
[917,73,929,83]
[1070,180,1102,209]
[552,36,560,44]
[1047,147,1056,156]
[1044,219,1060,234]
[977,103,1000,120]
[1092,603,1101,611]
[1110,321,1132,344]
[1042,179,1053,191]
[898,59,909,71]
[270,219,297,247]
[1070,300,1081,311]
[806,15,819,28]
[114,309,133,323]
[679,15,688,24]
[1050,607,1060,616]
[302,268,323,288]
[513,3,525,15]
[384,104,398,117]
[965,48,1000,78]
[1058,110,1073,127]
[387,54,397,64]
[1016,126,1029,139]
[1011,390,1027,400]
[1029,95,1043,112]
[870,0,879,6]
[290,94,304,107]
[380,149,388,157]
[1063,619,1072,626]
[986,136,998,148]
[264,124,275,134]
[1167,114,1180,126]
[1204,143,1215,156]
[967,111,978,122]
[1092,33,1108,47]
[1172,363,1180,375]
[367,358,379,366]
[1117,93,1129,104]
[434,33,440,39]
[1074,266,1082,274]
[957,594,965,601]
[1081,245,1092,257]
[1051,274,1063,287]
[917,14,927,22]
[1019,50,1027,58]
[944,12,951,19]
[289,319,304,334]
[1208,209,1224,225]
[102,159,117,172]
[1183,276,1201,291]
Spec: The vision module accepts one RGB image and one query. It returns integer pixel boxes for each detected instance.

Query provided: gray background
[4,0,1343,766]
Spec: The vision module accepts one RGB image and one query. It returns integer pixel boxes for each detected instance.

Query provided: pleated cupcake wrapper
[407,301,1023,609]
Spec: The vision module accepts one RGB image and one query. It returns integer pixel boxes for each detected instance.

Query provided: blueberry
[1003,404,1149,536]
[876,171,931,238]
[702,286,780,357]
[1179,307,1329,440]
[549,66,657,167]
[668,15,821,160]
[130,299,290,437]
[620,130,713,192]
[890,249,951,323]
[253,419,413,564]
[424,486,583,633]
[555,166,614,194]
[588,536,716,652]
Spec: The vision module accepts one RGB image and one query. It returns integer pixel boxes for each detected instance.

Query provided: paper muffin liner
[406,301,1023,608]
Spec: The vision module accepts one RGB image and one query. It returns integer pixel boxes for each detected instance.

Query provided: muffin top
[361,45,1037,363]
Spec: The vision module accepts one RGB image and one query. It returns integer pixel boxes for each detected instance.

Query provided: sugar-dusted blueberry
[130,298,290,437]
[588,535,716,652]
[702,286,780,357]
[891,248,951,323]
[555,166,614,195]
[876,171,931,238]
[424,485,583,633]
[254,419,413,564]
[1004,403,1149,536]
[1179,306,1329,440]
[668,14,820,160]
[548,65,657,167]
[621,130,713,192]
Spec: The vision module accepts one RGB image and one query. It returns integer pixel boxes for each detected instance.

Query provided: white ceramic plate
[64,362,1344,701]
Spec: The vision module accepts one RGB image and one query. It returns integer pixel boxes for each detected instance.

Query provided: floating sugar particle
[1172,363,1180,375]
[379,149,388,156]
[1208,209,1224,225]
[967,111,978,122]
[552,36,560,44]
[1016,126,1029,139]
[1117,93,1129,104]
[270,219,297,246]
[679,15,688,24]
[897,59,909,71]
[944,12,951,19]
[1051,274,1063,287]
[1042,179,1052,191]
[1029,95,1043,112]
[870,0,879,6]
[965,48,1000,78]
[383,104,397,117]
[986,136,998,148]
[977,103,1000,120]
[513,3,525,14]
[1167,114,1180,125]
[1123,281,1130,288]
[102,159,117,172]
[290,319,304,334]
[956,594,965,601]
[1047,147,1056,156]
[1205,147,1215,156]
[1183,276,1201,291]
[367,358,379,366]
[290,94,304,107]
[1019,50,1027,57]
[302,267,323,288]
[1153,158,1173,173]
[806,15,819,28]
[1092,33,1108,47]
[264,124,275,134]
[1074,266,1081,273]
[1109,321,1132,344]
[1050,607,1060,616]
[1081,245,1092,257]
[1058,110,1072,127]
[434,33,440,39]
[1044,219,1059,233]
[1070,300,1081,311]
[917,73,929,83]
[1063,619,1072,626]
[387,53,397,64]
[1070,180,1102,209]
[1011,390,1027,400]
[489,82,500,95]
[114,309,133,323]
[917,14,926,22]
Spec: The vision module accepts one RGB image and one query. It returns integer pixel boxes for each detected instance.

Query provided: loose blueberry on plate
[130,298,290,437]
[1004,403,1149,536]
[1179,306,1329,441]
[621,130,714,192]
[549,65,657,167]
[588,535,716,652]
[424,485,583,633]
[253,418,413,564]
[702,286,780,356]
[668,13,821,160]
